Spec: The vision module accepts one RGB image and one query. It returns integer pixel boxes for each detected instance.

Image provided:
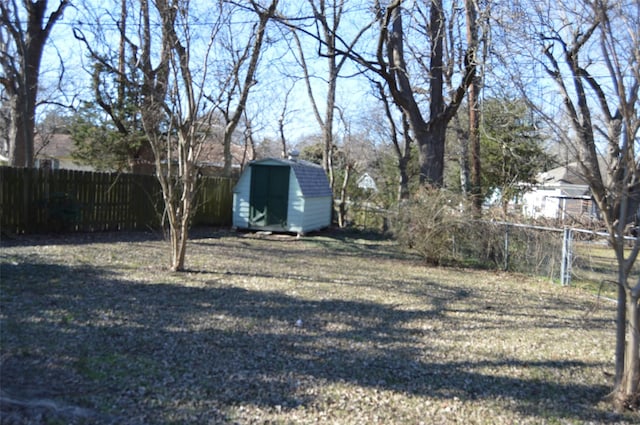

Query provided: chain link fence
[486,222,639,296]
[349,204,637,296]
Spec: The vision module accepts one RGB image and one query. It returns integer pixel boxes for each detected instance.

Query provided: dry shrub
[391,189,477,266]
[391,189,561,274]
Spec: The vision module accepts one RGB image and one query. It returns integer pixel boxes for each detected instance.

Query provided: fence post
[561,227,573,286]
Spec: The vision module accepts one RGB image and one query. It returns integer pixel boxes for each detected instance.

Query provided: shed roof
[251,158,332,198]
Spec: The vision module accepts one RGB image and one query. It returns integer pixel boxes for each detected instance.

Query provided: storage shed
[232,156,333,234]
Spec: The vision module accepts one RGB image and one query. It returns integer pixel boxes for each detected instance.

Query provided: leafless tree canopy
[494,0,640,409]
[0,0,69,167]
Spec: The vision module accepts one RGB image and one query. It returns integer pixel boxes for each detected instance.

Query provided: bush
[389,189,561,274]
[40,192,81,232]
[391,189,479,266]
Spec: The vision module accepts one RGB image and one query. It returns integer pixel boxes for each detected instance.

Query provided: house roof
[251,158,333,198]
[538,163,587,186]
[197,140,254,168]
[537,158,615,187]
[35,133,75,159]
[32,133,253,170]
[560,186,591,198]
[357,172,378,192]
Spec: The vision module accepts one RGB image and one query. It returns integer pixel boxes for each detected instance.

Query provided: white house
[357,172,378,192]
[521,163,599,221]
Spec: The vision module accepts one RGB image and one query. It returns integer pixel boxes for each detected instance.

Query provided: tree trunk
[1,0,68,168]
[398,114,412,201]
[623,291,640,402]
[468,78,481,212]
[454,115,470,195]
[7,34,40,168]
[615,262,628,392]
[170,197,192,272]
[324,52,337,190]
[169,157,197,271]
[337,163,352,228]
[7,96,28,167]
[465,0,481,214]
[374,80,411,202]
[614,285,640,411]
[398,156,410,201]
[223,129,234,177]
[416,124,447,187]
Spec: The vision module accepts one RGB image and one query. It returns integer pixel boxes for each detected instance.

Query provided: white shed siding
[301,197,332,232]
[232,167,252,228]
[286,169,305,232]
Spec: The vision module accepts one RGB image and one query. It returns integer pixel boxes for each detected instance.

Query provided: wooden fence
[0,167,234,234]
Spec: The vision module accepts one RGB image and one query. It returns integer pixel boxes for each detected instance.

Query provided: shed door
[249,165,290,228]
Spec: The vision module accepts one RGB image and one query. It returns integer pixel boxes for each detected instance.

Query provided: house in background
[521,162,599,222]
[20,132,253,175]
[34,133,95,171]
[195,140,254,177]
[129,138,254,176]
[232,153,333,235]
[357,172,378,192]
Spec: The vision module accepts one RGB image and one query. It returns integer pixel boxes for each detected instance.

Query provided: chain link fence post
[561,227,573,286]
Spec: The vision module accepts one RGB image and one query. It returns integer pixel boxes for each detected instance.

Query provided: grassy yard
[0,228,637,424]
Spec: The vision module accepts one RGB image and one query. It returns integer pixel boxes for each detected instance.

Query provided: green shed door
[249,165,290,228]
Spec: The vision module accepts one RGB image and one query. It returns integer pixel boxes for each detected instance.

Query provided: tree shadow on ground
[0,255,627,424]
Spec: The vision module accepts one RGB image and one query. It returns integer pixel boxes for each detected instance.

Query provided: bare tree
[280,0,361,190]
[76,0,278,271]
[281,1,476,188]
[0,97,11,158]
[156,0,278,270]
[390,1,477,187]
[368,1,476,187]
[445,0,486,206]
[209,1,279,177]
[277,84,296,159]
[0,0,69,167]
[372,79,412,201]
[464,0,482,212]
[334,107,357,227]
[502,0,639,409]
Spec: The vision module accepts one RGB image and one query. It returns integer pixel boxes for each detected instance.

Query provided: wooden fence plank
[0,167,234,234]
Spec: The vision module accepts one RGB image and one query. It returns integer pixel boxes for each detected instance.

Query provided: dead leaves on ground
[0,230,637,424]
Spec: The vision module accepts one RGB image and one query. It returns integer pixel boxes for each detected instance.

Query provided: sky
[35,0,379,147]
[28,0,639,158]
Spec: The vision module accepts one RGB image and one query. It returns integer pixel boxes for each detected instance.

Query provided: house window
[37,159,59,170]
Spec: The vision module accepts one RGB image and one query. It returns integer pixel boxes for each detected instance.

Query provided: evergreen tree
[480,98,550,211]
